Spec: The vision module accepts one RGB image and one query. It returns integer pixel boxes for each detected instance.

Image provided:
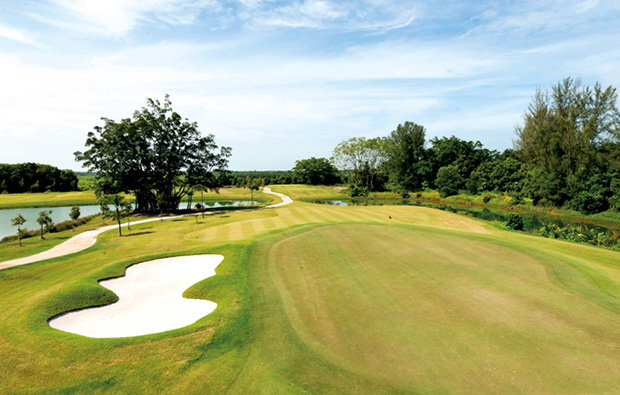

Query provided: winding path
[0,188,292,271]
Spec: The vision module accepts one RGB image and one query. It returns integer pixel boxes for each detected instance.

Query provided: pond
[0,201,255,241]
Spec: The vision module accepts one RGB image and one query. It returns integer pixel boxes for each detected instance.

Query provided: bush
[348,185,369,197]
[504,213,524,230]
[436,165,464,198]
[508,193,523,206]
[574,191,607,214]
[482,194,492,204]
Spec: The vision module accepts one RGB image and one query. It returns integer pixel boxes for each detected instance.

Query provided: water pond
[0,201,254,241]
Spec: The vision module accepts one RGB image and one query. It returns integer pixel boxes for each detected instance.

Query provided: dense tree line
[0,163,78,193]
[75,95,230,213]
[330,78,620,214]
[220,170,293,186]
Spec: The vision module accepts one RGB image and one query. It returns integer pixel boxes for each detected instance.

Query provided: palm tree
[191,184,209,218]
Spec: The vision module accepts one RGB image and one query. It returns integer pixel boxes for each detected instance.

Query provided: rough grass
[1,199,620,393]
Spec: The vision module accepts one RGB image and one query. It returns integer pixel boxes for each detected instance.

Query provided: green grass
[0,215,110,262]
[269,184,346,200]
[0,187,277,209]
[1,199,620,393]
[0,191,100,209]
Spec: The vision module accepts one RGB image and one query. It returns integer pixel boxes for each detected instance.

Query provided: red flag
[389,215,392,219]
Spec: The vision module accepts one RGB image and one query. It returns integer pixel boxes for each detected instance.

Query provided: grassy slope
[1,199,619,393]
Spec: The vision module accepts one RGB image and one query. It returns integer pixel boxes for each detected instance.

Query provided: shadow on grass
[124,231,154,237]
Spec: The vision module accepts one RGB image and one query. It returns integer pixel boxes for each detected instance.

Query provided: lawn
[268,184,346,200]
[0,187,276,209]
[0,191,99,209]
[1,200,620,393]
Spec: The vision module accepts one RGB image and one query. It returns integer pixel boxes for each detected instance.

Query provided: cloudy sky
[1,0,619,170]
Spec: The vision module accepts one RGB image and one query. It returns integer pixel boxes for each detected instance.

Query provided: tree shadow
[124,231,154,237]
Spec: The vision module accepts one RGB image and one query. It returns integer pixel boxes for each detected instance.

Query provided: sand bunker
[49,254,223,338]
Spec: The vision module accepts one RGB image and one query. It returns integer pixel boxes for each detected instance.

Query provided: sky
[0,0,619,171]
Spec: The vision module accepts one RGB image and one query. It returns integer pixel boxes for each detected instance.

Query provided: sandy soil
[48,255,224,338]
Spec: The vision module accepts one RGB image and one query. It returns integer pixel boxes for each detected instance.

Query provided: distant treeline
[0,163,78,194]
[221,165,343,187]
[326,78,620,215]
[221,170,294,186]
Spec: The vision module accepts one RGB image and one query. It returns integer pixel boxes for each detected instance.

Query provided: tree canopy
[75,95,231,213]
[0,163,78,194]
[331,137,388,195]
[515,77,620,207]
[292,157,340,185]
[385,121,427,194]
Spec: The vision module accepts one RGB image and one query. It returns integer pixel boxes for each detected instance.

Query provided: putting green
[234,223,620,394]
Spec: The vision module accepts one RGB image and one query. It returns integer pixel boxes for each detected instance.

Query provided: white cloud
[241,0,417,31]
[45,0,219,36]
[0,24,38,46]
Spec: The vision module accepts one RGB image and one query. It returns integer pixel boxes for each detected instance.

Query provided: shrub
[482,194,492,204]
[348,185,369,197]
[504,213,524,230]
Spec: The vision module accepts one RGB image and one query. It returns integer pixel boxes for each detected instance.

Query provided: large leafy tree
[385,121,427,194]
[75,96,231,213]
[292,157,340,185]
[331,137,388,194]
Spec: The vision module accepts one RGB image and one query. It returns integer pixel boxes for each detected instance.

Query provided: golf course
[1,185,620,393]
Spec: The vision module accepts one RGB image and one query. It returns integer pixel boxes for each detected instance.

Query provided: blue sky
[1,0,619,170]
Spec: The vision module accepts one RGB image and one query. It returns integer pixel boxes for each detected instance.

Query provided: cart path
[0,188,292,270]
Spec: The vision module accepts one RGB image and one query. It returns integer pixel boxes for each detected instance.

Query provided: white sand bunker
[49,254,223,338]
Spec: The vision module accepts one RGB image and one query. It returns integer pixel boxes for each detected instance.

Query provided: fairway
[1,200,620,393]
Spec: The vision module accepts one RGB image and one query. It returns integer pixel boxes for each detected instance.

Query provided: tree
[36,210,53,240]
[292,157,340,185]
[515,78,620,207]
[332,137,388,195]
[385,122,427,195]
[98,193,130,236]
[429,136,496,185]
[436,165,464,198]
[75,95,231,213]
[99,202,110,224]
[246,178,261,204]
[192,184,211,218]
[0,163,78,194]
[11,214,26,246]
[69,206,80,231]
